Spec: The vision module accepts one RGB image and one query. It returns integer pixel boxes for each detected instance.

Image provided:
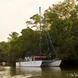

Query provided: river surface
[0,66,78,78]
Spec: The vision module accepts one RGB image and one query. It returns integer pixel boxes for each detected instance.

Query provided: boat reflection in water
[16,67,42,78]
[16,67,42,72]
[42,67,61,72]
[16,67,62,78]
[16,66,62,72]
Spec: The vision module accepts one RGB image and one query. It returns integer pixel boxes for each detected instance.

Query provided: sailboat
[16,7,62,67]
[16,56,61,67]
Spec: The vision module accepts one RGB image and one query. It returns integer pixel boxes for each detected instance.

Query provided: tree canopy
[0,0,78,65]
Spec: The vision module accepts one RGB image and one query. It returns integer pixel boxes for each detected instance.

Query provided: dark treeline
[0,0,78,66]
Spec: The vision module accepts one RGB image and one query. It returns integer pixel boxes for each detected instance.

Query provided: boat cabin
[32,56,45,61]
[24,56,45,61]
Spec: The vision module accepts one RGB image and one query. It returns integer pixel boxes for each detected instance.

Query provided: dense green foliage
[0,0,78,65]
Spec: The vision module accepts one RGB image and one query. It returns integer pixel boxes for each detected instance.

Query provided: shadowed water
[0,66,78,78]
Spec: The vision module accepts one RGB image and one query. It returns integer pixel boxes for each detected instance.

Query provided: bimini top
[32,56,45,58]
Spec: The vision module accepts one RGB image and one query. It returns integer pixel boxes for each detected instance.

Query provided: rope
[45,27,57,56]
[44,27,50,53]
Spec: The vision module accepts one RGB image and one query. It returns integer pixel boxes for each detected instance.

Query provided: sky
[0,0,64,41]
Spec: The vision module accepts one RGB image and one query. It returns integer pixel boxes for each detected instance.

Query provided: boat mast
[39,7,42,55]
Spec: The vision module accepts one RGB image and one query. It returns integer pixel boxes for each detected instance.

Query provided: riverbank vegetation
[0,0,78,66]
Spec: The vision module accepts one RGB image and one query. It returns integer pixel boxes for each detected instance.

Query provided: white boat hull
[16,61,42,67]
[49,60,62,67]
[42,60,62,67]
[16,60,61,67]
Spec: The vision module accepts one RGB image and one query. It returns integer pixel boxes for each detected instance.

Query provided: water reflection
[16,67,42,72]
[12,67,78,78]
[0,66,11,78]
[0,66,78,78]
[16,67,61,78]
[61,67,78,78]
[42,67,61,71]
[16,67,42,78]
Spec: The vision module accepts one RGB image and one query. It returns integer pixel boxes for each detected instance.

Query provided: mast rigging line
[39,7,57,57]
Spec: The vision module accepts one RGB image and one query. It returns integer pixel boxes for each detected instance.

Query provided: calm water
[0,66,78,78]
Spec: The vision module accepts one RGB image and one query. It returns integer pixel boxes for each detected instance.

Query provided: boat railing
[25,57,32,61]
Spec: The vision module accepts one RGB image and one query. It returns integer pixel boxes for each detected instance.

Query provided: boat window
[34,58,44,60]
